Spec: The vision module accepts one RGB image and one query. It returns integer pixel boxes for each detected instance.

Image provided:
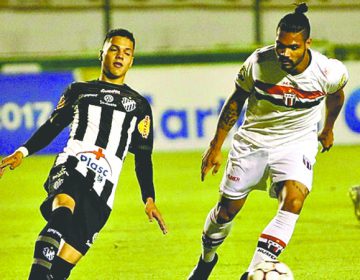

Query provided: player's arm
[201,85,250,181]
[318,88,345,152]
[134,151,167,234]
[0,119,68,178]
[0,86,75,178]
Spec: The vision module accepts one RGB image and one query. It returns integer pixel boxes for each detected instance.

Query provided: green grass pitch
[1,145,360,279]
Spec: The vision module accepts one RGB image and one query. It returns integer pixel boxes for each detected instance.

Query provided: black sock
[48,255,75,280]
[28,207,73,280]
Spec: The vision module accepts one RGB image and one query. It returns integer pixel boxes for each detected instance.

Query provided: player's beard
[279,49,307,74]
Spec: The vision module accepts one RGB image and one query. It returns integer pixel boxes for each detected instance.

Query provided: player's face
[100,36,134,83]
[275,29,311,74]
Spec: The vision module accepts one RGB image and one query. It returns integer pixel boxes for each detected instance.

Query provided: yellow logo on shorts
[138,115,151,139]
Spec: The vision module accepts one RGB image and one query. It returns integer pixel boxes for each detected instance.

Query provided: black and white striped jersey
[25,80,154,209]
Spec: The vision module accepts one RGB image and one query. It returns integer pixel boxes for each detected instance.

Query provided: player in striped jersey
[188,3,348,280]
[0,28,167,280]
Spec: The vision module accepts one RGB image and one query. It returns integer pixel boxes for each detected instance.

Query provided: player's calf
[28,207,73,280]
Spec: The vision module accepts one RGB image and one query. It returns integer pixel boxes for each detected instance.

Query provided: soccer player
[0,28,167,280]
[188,3,348,280]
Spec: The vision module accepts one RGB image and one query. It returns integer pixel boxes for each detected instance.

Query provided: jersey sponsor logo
[227,174,240,182]
[55,95,66,110]
[100,89,120,94]
[51,166,68,190]
[47,228,62,239]
[52,166,69,180]
[256,248,277,260]
[43,247,56,261]
[53,178,64,190]
[77,148,112,181]
[138,115,151,139]
[121,97,137,112]
[81,94,98,98]
[100,94,117,107]
[104,94,114,103]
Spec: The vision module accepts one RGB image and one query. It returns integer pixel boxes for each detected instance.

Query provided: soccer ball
[248,260,294,280]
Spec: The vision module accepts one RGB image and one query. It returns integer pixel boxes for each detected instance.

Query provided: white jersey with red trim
[235,45,348,147]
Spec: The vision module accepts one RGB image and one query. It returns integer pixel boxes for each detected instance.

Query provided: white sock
[201,206,233,262]
[247,210,299,271]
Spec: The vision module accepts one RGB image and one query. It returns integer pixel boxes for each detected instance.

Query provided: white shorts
[220,133,318,200]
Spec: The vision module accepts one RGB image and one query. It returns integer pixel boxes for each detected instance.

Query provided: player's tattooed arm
[218,86,250,131]
[201,86,249,181]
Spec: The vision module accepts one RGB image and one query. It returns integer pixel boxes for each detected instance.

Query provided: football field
[0,145,360,279]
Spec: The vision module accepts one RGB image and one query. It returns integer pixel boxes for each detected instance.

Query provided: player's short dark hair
[103,28,135,49]
[277,3,311,40]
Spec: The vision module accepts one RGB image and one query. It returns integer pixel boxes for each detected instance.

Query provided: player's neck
[99,74,125,85]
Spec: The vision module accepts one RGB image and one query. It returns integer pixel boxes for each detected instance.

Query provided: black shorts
[41,157,111,255]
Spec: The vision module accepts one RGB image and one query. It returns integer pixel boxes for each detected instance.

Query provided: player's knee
[282,197,304,214]
[53,194,76,213]
[216,207,237,224]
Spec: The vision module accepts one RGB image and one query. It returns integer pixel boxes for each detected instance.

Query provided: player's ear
[99,50,103,61]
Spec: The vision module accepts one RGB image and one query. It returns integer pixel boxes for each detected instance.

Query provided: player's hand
[145,197,167,235]
[201,146,222,181]
[318,129,334,153]
[0,150,24,178]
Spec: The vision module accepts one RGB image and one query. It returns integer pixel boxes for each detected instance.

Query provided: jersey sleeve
[129,100,154,154]
[235,51,257,93]
[326,59,349,94]
[49,83,78,126]
[23,83,77,155]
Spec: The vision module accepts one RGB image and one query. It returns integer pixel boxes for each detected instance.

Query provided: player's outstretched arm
[0,149,26,178]
[201,85,250,181]
[134,151,167,234]
[145,197,167,234]
[318,88,345,153]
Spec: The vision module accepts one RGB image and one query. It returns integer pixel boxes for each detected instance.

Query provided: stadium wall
[0,62,359,154]
[1,8,360,56]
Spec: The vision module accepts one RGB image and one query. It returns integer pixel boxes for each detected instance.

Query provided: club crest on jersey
[43,247,56,261]
[121,97,137,112]
[138,115,151,139]
[283,92,297,107]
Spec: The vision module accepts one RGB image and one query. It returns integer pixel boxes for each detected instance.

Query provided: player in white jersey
[188,3,348,280]
[0,29,167,280]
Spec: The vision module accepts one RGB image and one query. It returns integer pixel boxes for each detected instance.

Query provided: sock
[47,255,75,280]
[247,210,299,272]
[28,207,73,280]
[201,206,233,262]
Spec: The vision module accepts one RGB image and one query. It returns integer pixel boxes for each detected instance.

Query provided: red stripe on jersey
[255,80,325,99]
[260,233,287,248]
